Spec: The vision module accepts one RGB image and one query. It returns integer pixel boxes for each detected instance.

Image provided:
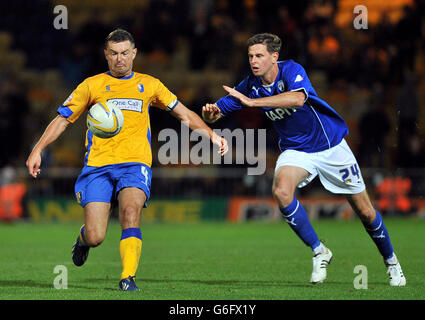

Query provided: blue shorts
[74,162,152,208]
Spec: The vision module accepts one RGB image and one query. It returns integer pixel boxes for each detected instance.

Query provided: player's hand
[26,151,42,178]
[222,85,254,107]
[202,103,221,123]
[212,133,229,156]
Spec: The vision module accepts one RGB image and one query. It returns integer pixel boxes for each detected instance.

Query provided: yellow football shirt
[58,71,177,167]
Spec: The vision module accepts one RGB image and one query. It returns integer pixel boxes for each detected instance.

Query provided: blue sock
[363,211,394,260]
[280,198,321,250]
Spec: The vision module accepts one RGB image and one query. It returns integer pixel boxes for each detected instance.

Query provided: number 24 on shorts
[339,164,360,183]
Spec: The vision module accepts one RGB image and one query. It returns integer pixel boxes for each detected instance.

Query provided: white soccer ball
[87,102,124,138]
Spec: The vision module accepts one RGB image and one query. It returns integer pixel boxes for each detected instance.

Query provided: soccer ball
[87,102,124,138]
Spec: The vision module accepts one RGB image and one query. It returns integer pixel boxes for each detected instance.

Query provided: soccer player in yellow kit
[26,29,228,291]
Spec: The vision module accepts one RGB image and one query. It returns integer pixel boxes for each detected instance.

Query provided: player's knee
[120,205,141,226]
[349,192,376,224]
[85,230,105,247]
[272,185,294,207]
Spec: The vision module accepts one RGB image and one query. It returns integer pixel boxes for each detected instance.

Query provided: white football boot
[386,262,406,287]
[310,248,333,284]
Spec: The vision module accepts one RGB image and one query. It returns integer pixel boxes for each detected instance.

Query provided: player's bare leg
[72,202,111,266]
[346,190,406,286]
[83,202,111,246]
[118,187,145,229]
[272,166,309,207]
[117,187,146,291]
[273,166,332,283]
[345,189,376,224]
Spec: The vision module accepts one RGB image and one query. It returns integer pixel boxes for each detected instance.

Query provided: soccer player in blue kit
[202,33,406,286]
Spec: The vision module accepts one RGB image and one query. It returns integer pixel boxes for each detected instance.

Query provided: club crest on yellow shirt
[102,85,116,93]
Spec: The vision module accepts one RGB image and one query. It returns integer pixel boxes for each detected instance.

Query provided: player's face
[104,40,137,77]
[248,44,278,80]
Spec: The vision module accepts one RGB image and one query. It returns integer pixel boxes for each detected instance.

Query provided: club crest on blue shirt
[138,83,144,93]
[278,80,285,92]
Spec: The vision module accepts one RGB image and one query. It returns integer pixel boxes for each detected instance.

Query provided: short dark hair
[247,33,282,53]
[105,28,135,48]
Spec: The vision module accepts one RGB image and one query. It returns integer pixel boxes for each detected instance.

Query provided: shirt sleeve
[215,77,251,116]
[151,79,178,111]
[283,61,314,103]
[57,80,91,123]
[216,77,249,116]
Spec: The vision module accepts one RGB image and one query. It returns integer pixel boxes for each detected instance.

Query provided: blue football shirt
[216,60,348,153]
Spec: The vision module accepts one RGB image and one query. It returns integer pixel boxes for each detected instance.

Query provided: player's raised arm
[222,85,305,109]
[170,101,228,155]
[26,115,70,178]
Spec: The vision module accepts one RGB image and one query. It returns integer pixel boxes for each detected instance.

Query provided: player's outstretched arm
[222,85,305,108]
[26,115,70,178]
[170,102,228,155]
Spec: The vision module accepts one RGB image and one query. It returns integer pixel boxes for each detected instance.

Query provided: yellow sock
[119,228,142,280]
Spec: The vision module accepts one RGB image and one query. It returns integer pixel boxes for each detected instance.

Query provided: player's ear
[104,42,110,58]
[132,47,137,59]
[272,52,279,63]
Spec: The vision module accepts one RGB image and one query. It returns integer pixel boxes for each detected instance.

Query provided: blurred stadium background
[1,0,424,224]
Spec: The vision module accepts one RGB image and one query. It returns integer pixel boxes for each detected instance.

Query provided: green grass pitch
[0,218,424,300]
